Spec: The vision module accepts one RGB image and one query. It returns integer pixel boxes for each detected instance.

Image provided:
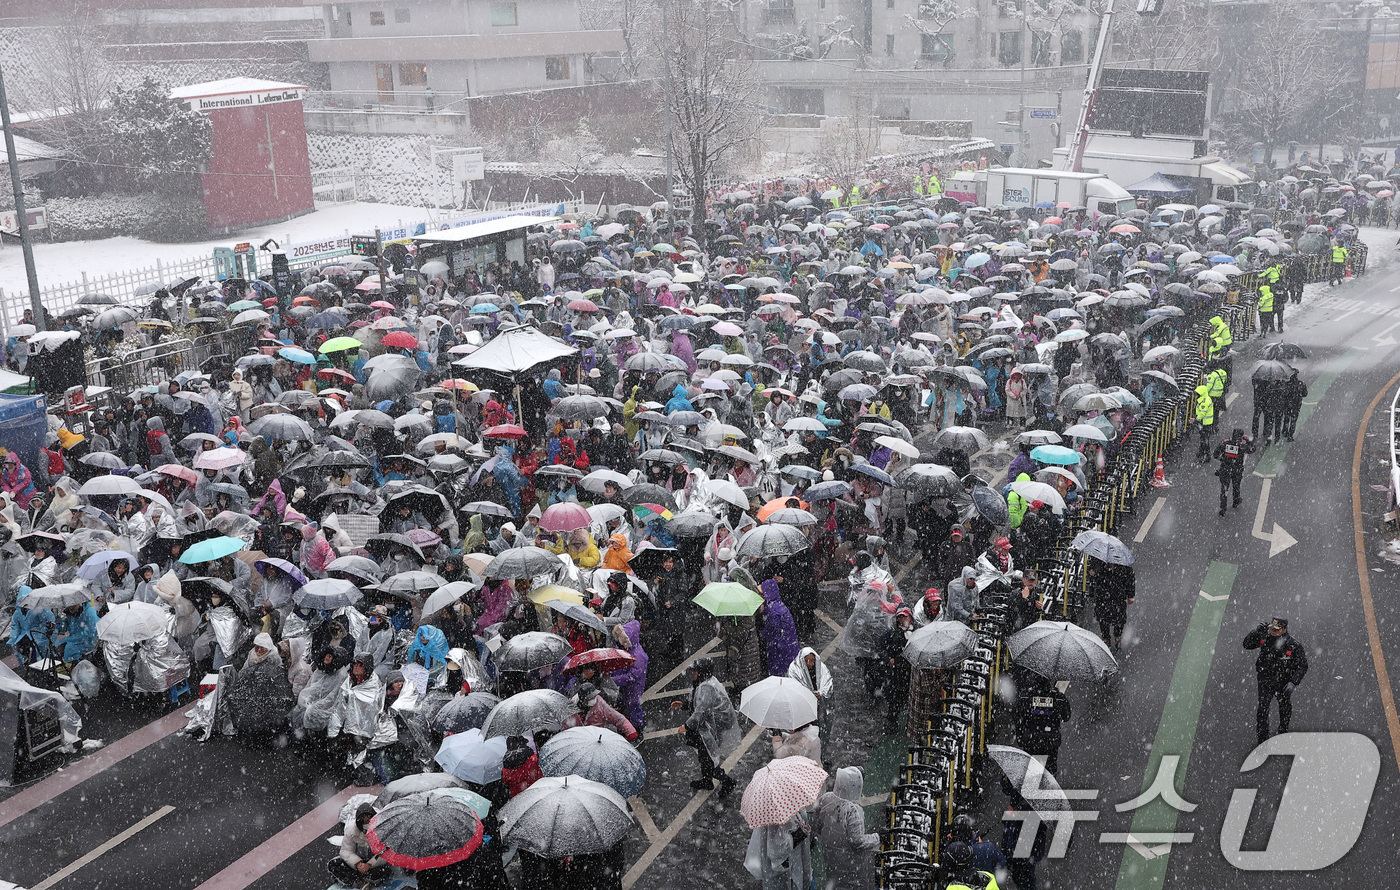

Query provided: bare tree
[581,0,661,80]
[904,0,974,64]
[1108,0,1218,70]
[1221,0,1353,160]
[814,93,881,190]
[659,0,762,229]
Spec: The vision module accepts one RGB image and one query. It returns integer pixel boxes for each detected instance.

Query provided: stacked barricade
[879,299,1262,888]
[879,591,1014,889]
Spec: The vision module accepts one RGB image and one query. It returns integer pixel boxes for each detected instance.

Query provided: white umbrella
[1008,480,1067,514]
[96,601,169,645]
[739,676,819,731]
[1061,424,1108,443]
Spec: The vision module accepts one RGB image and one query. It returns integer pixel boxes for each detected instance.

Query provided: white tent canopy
[452,324,578,376]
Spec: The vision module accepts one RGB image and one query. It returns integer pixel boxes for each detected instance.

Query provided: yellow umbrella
[527,584,585,606]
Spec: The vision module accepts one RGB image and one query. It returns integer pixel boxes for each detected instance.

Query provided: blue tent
[1125,173,1195,198]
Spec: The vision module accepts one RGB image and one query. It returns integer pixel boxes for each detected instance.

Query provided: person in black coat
[1280,369,1308,441]
[1243,617,1308,744]
[1088,558,1135,651]
[1013,674,1071,775]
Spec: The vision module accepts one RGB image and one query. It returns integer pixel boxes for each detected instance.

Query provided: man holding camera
[1243,617,1308,744]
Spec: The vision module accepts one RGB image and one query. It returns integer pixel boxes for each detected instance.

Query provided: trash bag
[71,659,102,699]
[842,581,902,658]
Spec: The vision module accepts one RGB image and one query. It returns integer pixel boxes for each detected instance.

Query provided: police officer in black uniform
[1212,428,1254,516]
[1243,617,1308,744]
[1013,675,1071,775]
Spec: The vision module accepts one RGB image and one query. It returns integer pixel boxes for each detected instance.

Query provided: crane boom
[1067,0,1118,172]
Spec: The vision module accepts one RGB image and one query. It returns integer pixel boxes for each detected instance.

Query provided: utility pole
[658,0,678,237]
[0,64,44,332]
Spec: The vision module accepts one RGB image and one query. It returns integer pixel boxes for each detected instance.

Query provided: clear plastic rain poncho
[103,629,190,696]
[842,581,902,658]
[688,675,741,759]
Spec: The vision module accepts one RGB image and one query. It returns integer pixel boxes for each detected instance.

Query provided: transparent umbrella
[539,726,648,798]
[498,775,634,857]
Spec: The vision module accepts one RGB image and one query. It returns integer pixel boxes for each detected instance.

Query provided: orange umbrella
[292,295,319,306]
[757,496,809,522]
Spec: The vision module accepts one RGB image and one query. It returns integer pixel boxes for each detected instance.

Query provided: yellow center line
[1351,367,1400,775]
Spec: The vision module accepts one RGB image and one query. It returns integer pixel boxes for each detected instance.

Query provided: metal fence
[0,254,219,336]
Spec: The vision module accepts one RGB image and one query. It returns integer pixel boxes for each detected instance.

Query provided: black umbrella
[622,484,677,510]
[430,692,502,734]
[970,485,1010,525]
[627,546,679,579]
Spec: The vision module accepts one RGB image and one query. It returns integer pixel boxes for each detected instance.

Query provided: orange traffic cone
[1345,263,1353,280]
[1150,455,1171,488]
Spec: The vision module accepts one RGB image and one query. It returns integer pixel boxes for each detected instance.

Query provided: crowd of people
[0,170,1367,890]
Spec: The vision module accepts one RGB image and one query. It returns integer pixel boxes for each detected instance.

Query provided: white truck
[944,167,1137,217]
[1051,134,1255,205]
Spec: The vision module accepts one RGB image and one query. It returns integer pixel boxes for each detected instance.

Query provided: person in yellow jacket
[1195,382,1216,463]
[848,184,861,207]
[928,170,943,196]
[1205,366,1228,418]
[1329,241,1349,285]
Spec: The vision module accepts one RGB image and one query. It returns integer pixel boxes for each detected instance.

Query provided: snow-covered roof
[7,134,63,162]
[170,78,307,100]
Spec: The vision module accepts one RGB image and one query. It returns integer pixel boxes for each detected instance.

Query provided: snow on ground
[0,201,460,296]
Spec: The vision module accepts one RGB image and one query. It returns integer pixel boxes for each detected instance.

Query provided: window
[766,0,794,22]
[545,55,571,81]
[1031,30,1053,66]
[394,7,410,22]
[998,0,1022,16]
[341,5,351,25]
[998,30,1021,65]
[887,0,895,7]
[780,88,824,114]
[399,62,428,86]
[491,2,517,26]
[369,10,385,25]
[1061,29,1083,63]
[886,34,896,54]
[819,0,825,7]
[921,32,953,61]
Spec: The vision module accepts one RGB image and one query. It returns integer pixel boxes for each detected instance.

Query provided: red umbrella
[539,502,592,533]
[483,424,528,439]
[563,647,636,675]
[317,367,355,383]
[567,298,599,312]
[368,795,484,869]
[381,331,419,349]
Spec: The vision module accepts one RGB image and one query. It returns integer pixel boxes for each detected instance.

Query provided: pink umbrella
[369,300,397,310]
[193,448,247,471]
[740,756,828,828]
[712,321,744,337]
[538,502,592,533]
[154,463,199,485]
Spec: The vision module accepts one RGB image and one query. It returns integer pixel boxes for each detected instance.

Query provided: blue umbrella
[1209,254,1235,263]
[254,557,309,586]
[539,726,647,798]
[435,729,509,784]
[470,303,500,314]
[304,311,348,330]
[806,480,853,501]
[1030,445,1083,466]
[278,347,316,365]
[179,535,246,564]
[964,252,992,269]
[849,461,895,486]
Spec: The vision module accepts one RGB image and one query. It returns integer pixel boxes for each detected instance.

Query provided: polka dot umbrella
[740,756,829,828]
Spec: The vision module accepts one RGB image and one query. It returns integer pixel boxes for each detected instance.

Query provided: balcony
[306,31,625,63]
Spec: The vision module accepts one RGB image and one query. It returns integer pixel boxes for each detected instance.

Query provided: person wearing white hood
[41,477,79,532]
[813,766,880,889]
[786,646,834,742]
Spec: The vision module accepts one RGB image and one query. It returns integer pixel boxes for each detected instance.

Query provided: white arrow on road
[1251,478,1298,557]
[1372,320,1400,348]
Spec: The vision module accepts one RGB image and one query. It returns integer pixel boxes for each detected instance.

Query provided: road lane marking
[622,623,846,889]
[629,797,662,842]
[1250,478,1297,557]
[1351,368,1400,776]
[1114,561,1237,890]
[1134,497,1166,543]
[1225,392,1239,408]
[192,785,369,890]
[32,805,176,890]
[0,708,187,830]
[641,637,720,702]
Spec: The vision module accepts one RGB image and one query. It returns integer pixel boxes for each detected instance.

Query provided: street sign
[453,147,485,182]
[350,236,379,257]
[233,242,252,255]
[1029,109,1057,120]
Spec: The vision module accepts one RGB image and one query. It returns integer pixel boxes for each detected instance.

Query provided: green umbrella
[320,336,363,354]
[693,582,763,617]
[228,300,262,311]
[179,535,246,564]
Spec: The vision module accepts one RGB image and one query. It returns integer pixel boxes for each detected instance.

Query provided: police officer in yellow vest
[913,174,926,197]
[1208,316,1232,359]
[943,841,999,890]
[928,170,943,197]
[1329,241,1349,285]
[1205,365,1228,416]
[848,184,861,207]
[1195,382,1215,463]
[1258,262,1282,334]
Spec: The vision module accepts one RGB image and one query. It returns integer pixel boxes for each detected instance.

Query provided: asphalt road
[4,241,1400,890]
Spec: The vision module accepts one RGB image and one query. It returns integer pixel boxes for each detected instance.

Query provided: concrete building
[740,0,1101,163]
[304,0,625,106]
